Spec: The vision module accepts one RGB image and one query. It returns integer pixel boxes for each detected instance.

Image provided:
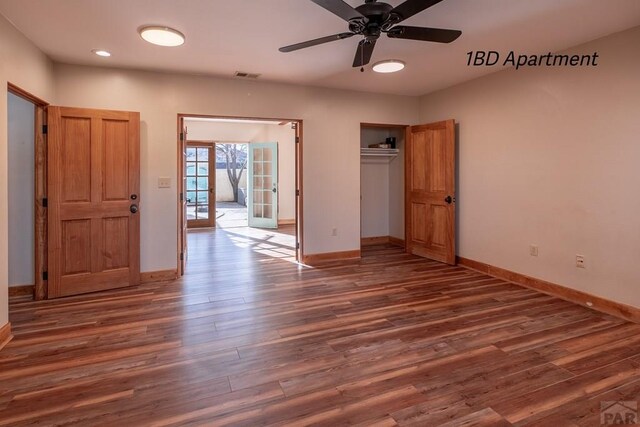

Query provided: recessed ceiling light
[91,49,111,57]
[139,26,185,47]
[372,60,405,73]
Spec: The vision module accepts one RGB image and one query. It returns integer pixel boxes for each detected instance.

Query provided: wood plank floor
[2,226,640,426]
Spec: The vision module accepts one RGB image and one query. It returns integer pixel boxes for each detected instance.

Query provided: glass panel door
[248,142,278,229]
[186,143,215,228]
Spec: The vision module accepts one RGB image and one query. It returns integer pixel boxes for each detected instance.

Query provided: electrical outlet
[576,255,586,268]
[158,177,171,188]
[331,228,338,237]
[529,244,538,257]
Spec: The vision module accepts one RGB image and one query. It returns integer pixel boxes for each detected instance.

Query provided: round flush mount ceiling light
[372,60,406,73]
[91,49,111,57]
[139,26,185,47]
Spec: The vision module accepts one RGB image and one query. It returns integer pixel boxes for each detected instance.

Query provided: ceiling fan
[279,0,462,69]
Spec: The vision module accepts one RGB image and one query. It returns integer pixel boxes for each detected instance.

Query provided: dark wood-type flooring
[2,226,640,426]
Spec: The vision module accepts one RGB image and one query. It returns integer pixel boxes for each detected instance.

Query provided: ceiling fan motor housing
[353,1,395,38]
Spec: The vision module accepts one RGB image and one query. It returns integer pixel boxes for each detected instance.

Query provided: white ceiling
[1,0,640,96]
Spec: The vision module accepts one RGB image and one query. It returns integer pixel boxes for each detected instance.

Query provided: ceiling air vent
[234,71,261,79]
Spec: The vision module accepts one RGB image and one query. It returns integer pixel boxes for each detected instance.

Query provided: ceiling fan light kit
[139,26,185,47]
[279,0,461,70]
[373,59,405,73]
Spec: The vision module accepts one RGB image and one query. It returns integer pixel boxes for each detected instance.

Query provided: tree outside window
[216,143,248,202]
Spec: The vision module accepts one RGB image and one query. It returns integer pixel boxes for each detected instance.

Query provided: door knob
[130,204,139,214]
[272,187,277,193]
[444,196,453,204]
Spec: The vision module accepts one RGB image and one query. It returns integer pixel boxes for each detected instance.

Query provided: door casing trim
[176,114,304,273]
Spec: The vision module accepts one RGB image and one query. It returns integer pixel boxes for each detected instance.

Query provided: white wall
[7,92,35,286]
[0,14,55,326]
[387,130,405,240]
[53,63,419,270]
[215,168,248,202]
[361,128,391,238]
[420,26,640,308]
[361,161,389,238]
[186,120,266,142]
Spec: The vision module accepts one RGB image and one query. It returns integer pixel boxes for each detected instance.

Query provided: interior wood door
[186,142,215,228]
[248,142,278,229]
[47,107,140,298]
[406,119,456,265]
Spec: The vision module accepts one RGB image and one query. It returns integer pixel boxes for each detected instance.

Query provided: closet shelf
[360,148,399,158]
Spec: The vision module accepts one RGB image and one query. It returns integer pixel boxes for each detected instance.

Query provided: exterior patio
[215,201,247,228]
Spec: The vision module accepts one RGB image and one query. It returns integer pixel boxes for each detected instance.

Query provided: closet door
[47,107,140,297]
[406,120,456,265]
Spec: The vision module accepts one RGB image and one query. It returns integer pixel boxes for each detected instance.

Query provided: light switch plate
[158,177,171,188]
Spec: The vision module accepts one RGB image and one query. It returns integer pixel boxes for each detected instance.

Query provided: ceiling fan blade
[310,0,366,22]
[353,39,376,67]
[390,0,445,22]
[387,26,461,43]
[279,32,355,53]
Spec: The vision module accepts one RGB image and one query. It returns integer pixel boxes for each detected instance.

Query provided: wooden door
[248,142,278,229]
[405,120,456,265]
[47,107,140,298]
[186,142,215,228]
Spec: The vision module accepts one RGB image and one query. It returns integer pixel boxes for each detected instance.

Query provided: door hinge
[42,271,48,281]
[180,132,184,141]
[42,124,48,134]
[295,189,300,196]
[295,136,300,144]
[296,242,300,249]
[180,192,184,202]
[180,252,184,261]
[42,197,48,208]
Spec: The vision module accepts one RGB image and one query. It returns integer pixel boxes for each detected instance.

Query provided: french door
[248,142,278,229]
[186,142,215,228]
[406,120,456,265]
[47,107,140,298]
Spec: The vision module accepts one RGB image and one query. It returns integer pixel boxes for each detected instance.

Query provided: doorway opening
[7,83,48,301]
[213,142,248,229]
[185,141,250,229]
[177,115,304,274]
[359,120,457,265]
[8,84,143,301]
[359,123,408,256]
